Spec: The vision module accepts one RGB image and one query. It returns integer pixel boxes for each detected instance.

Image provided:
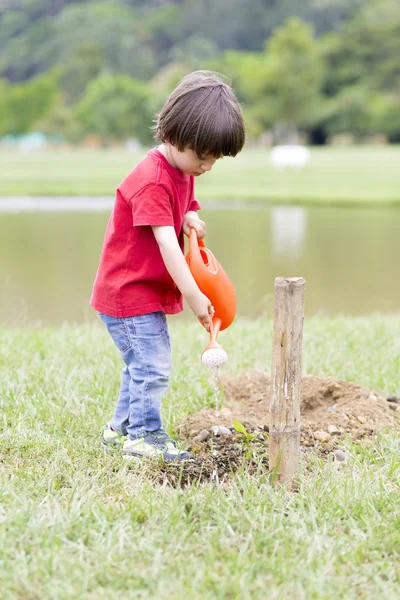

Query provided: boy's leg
[111,365,130,435]
[99,311,172,440]
[99,313,131,436]
[124,312,172,439]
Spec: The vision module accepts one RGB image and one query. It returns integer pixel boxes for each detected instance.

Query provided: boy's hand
[187,291,215,332]
[182,211,206,239]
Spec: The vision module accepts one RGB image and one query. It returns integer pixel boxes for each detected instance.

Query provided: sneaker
[102,423,127,447]
[122,430,191,462]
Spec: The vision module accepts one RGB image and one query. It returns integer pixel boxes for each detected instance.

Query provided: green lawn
[1,145,400,204]
[1,316,399,599]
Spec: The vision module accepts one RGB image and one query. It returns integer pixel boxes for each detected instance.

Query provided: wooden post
[269,277,305,487]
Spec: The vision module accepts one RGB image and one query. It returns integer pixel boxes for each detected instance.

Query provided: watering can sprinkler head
[201,318,229,368]
[201,345,229,369]
[185,229,236,369]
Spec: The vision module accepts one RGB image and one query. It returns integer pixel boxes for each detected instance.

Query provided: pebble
[193,429,210,443]
[368,394,378,402]
[333,450,347,462]
[313,430,331,442]
[387,395,400,404]
[328,425,341,435]
[211,426,232,436]
[327,405,337,412]
[219,407,233,416]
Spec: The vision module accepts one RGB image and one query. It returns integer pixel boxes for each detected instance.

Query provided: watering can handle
[189,227,205,248]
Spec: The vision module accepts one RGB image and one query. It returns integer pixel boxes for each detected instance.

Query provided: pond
[1,198,399,325]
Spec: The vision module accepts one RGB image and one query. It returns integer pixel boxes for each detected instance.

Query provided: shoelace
[148,430,176,449]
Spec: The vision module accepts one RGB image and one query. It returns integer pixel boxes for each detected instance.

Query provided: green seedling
[233,420,265,443]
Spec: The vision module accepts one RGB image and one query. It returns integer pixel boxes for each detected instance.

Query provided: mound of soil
[178,373,400,445]
[152,373,399,487]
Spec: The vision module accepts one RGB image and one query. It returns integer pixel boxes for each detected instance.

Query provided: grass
[1,145,400,204]
[1,315,400,599]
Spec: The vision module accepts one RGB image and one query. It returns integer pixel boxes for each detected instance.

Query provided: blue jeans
[99,312,172,440]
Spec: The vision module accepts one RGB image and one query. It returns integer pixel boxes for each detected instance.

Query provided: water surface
[1,198,399,325]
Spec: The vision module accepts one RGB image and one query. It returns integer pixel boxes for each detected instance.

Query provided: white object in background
[271,206,307,259]
[270,145,310,170]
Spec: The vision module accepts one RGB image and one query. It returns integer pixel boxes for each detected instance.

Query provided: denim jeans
[99,311,172,440]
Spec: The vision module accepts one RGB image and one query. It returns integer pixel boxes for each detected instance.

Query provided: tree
[318,0,400,140]
[210,18,324,141]
[260,18,324,140]
[0,73,59,135]
[74,74,154,145]
[321,0,400,94]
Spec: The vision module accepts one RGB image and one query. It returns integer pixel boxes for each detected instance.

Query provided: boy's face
[169,145,217,176]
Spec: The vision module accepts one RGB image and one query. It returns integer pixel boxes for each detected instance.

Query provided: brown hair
[153,71,245,158]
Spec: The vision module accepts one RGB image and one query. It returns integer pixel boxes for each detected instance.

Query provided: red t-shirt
[90,148,201,317]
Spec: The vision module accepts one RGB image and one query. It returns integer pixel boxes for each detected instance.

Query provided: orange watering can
[186,228,236,368]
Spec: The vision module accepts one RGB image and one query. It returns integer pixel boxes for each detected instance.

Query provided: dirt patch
[151,373,399,487]
[179,372,399,440]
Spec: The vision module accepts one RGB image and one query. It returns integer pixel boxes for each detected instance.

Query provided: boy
[91,71,245,461]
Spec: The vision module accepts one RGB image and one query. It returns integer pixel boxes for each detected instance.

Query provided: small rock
[328,425,341,435]
[219,407,233,416]
[193,429,210,443]
[387,396,400,404]
[388,404,398,412]
[313,430,331,442]
[211,426,232,436]
[327,405,337,412]
[368,394,378,402]
[333,450,347,463]
[357,415,367,424]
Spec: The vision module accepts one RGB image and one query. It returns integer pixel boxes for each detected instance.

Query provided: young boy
[91,71,245,461]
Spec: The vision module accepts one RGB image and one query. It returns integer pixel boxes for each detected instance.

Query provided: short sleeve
[188,198,202,211]
[130,183,174,227]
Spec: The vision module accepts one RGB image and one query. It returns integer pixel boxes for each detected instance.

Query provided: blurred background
[1,0,400,325]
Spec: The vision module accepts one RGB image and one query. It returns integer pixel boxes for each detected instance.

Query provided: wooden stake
[269,277,305,487]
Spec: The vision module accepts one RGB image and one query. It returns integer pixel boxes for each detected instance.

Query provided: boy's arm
[152,225,214,331]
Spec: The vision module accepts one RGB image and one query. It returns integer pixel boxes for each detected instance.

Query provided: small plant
[233,420,263,443]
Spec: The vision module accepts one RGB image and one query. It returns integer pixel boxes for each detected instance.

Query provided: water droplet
[213,366,221,415]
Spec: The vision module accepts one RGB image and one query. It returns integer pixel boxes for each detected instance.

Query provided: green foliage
[0,1,399,142]
[261,18,324,135]
[211,18,324,138]
[233,420,261,442]
[322,0,400,93]
[0,73,59,135]
[74,74,153,145]
[370,93,400,142]
[320,0,400,139]
[0,10,28,50]
[0,15,52,81]
[56,42,104,104]
[47,2,157,81]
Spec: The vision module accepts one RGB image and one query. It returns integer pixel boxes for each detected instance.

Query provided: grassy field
[1,316,400,599]
[1,145,400,204]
